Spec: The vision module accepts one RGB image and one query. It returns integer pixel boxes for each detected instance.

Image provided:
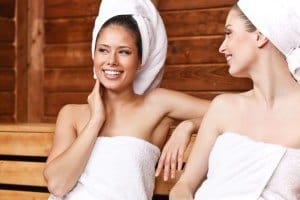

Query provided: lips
[225,54,232,61]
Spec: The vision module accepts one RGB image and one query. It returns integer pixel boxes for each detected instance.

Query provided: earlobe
[256,31,269,48]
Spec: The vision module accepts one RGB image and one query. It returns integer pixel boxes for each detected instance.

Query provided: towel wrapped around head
[91,0,168,94]
[237,0,300,82]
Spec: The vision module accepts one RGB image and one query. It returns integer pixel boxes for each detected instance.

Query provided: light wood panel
[0,190,49,200]
[0,161,46,186]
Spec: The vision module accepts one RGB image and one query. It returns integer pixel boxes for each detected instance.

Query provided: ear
[255,31,269,48]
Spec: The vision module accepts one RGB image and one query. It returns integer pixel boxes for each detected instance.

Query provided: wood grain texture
[0,161,46,186]
[0,44,14,67]
[0,92,14,115]
[161,8,229,37]
[0,0,15,18]
[0,18,14,43]
[0,69,14,91]
[0,190,49,200]
[158,0,236,10]
[45,0,101,19]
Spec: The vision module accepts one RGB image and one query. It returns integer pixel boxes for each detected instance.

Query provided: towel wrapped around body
[48,136,160,200]
[194,132,300,200]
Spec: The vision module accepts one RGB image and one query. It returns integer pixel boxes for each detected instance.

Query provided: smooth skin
[44,24,209,197]
[170,7,300,200]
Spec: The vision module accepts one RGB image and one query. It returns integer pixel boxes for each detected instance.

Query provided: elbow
[44,168,69,197]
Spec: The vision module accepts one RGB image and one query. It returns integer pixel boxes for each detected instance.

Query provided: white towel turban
[91,0,168,94]
[238,0,300,82]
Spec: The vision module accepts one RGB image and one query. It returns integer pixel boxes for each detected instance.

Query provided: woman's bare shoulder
[56,104,90,128]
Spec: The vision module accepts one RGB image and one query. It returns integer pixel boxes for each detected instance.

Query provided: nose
[107,52,118,66]
[219,39,226,54]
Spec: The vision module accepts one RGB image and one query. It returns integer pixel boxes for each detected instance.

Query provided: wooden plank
[0,18,14,43]
[45,17,94,44]
[0,161,46,186]
[158,0,236,11]
[0,132,53,156]
[162,8,229,37]
[161,64,252,91]
[0,115,14,122]
[44,8,228,44]
[0,123,55,132]
[0,0,15,18]
[0,190,49,200]
[44,44,92,68]
[44,37,224,68]
[45,0,101,19]
[15,0,29,122]
[166,36,225,64]
[44,69,93,92]
[0,92,14,115]
[0,44,14,67]
[0,69,15,91]
[27,0,45,122]
[44,92,89,116]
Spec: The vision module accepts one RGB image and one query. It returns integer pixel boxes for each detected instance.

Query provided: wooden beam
[27,0,45,122]
[15,0,29,122]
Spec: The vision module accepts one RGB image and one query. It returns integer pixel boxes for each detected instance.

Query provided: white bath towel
[237,0,300,82]
[194,132,287,200]
[48,136,160,200]
[91,0,168,94]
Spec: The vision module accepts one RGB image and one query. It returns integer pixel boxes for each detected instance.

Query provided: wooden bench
[0,123,195,200]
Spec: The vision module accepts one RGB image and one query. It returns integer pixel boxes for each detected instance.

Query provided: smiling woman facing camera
[170,0,300,199]
[43,0,209,200]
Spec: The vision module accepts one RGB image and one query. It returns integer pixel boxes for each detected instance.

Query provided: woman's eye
[224,30,232,36]
[119,50,131,55]
[98,48,108,53]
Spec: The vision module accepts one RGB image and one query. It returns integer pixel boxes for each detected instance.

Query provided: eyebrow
[97,44,132,49]
[224,24,232,29]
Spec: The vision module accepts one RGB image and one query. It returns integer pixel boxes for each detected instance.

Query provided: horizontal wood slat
[0,190,49,200]
[0,123,55,132]
[45,0,101,19]
[161,8,229,37]
[158,0,236,11]
[161,64,252,91]
[0,0,15,18]
[0,161,46,186]
[0,44,15,67]
[45,92,89,116]
[44,69,94,92]
[0,132,53,156]
[44,37,225,68]
[44,65,252,92]
[0,92,14,115]
[0,18,15,43]
[0,69,15,91]
[44,44,92,68]
[167,36,224,64]
[44,8,229,44]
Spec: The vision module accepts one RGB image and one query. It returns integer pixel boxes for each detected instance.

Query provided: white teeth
[104,70,121,75]
[226,56,232,61]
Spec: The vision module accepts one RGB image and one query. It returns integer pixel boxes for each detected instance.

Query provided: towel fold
[92,0,168,94]
[49,136,160,200]
[237,0,300,82]
[194,132,286,200]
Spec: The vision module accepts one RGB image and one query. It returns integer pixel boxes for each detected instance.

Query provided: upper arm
[46,105,77,164]
[149,88,210,120]
[177,94,230,192]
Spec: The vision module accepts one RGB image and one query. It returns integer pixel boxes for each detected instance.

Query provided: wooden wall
[0,0,252,123]
[0,0,15,122]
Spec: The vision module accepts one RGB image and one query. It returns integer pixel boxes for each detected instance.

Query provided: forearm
[170,181,194,200]
[44,119,103,196]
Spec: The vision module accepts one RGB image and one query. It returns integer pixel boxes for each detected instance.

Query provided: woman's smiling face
[93,24,141,92]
